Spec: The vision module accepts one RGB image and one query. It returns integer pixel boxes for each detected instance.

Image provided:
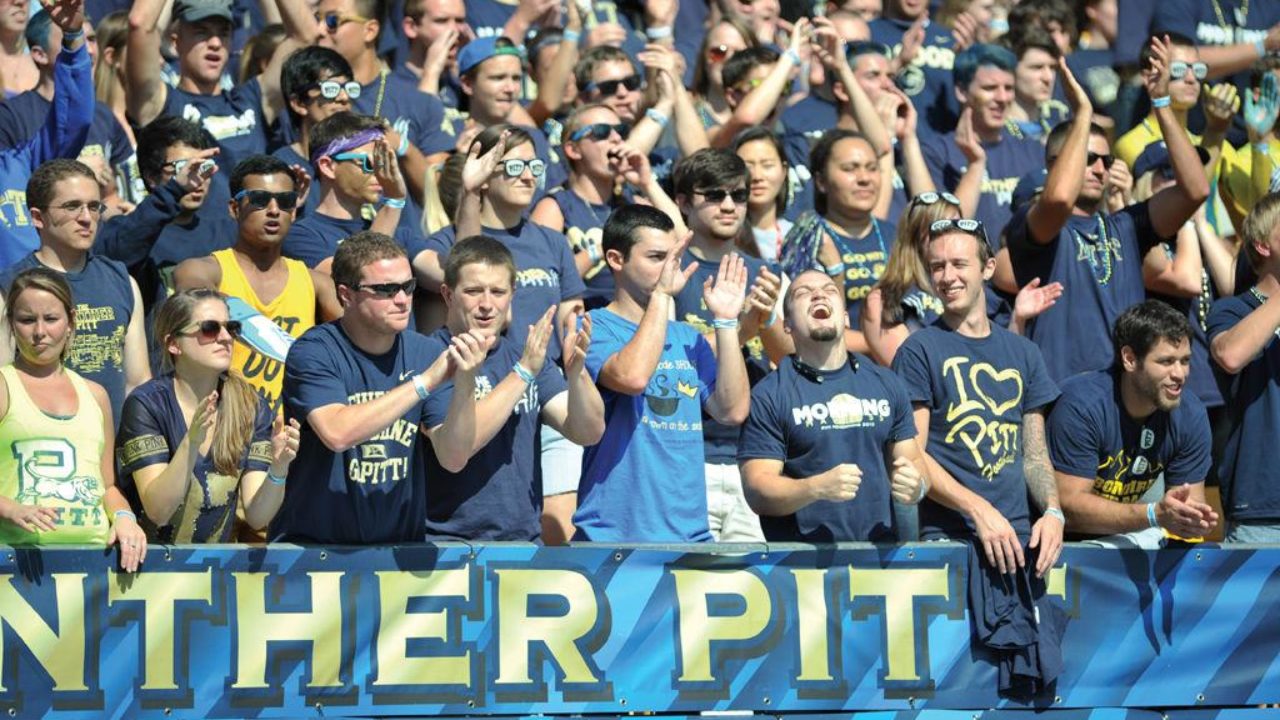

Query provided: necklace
[373,67,388,118]
[1211,0,1248,29]
[1074,214,1114,286]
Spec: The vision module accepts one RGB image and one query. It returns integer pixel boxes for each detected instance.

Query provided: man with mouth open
[1049,299,1217,547]
[737,269,928,543]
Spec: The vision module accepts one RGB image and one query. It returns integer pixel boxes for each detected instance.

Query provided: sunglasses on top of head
[233,189,299,211]
[569,123,630,142]
[928,218,989,243]
[179,320,242,340]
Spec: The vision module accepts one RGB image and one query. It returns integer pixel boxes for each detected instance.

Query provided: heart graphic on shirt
[969,364,1023,417]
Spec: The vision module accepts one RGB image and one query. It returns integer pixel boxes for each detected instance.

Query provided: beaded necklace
[1073,214,1113,286]
[1211,0,1249,29]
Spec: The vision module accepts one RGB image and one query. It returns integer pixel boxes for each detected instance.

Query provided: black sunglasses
[1087,152,1116,169]
[233,189,299,210]
[586,75,642,96]
[354,279,417,298]
[569,122,630,142]
[179,320,242,340]
[696,187,750,204]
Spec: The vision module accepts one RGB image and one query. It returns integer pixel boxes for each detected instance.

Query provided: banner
[0,543,1277,718]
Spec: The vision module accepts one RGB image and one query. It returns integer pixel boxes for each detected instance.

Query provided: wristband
[113,509,136,524]
[1151,95,1171,109]
[1146,502,1159,529]
[412,374,431,401]
[1256,37,1268,58]
[823,261,846,277]
[1044,507,1066,524]
[267,471,287,486]
[62,27,84,42]
[711,318,740,329]
[513,361,536,384]
[785,48,802,66]
[645,107,670,129]
[1254,142,1271,154]
[562,29,581,44]
[645,25,673,40]
[382,196,407,209]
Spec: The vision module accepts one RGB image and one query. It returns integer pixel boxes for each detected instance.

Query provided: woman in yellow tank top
[0,268,147,572]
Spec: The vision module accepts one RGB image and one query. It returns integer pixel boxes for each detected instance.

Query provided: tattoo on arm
[1022,409,1059,512]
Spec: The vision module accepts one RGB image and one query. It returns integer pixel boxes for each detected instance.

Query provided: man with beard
[738,269,927,542]
[1049,300,1217,545]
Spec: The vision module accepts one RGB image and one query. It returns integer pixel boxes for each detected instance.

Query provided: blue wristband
[563,29,581,44]
[1151,95,1171,109]
[1146,502,1159,529]
[711,318,740,329]
[513,362,536,384]
[113,509,136,524]
[267,471,287,486]
[1256,37,1268,58]
[412,374,430,401]
[645,107,669,129]
[62,27,84,41]
[382,197,406,209]
[785,48,802,65]
[1044,507,1066,524]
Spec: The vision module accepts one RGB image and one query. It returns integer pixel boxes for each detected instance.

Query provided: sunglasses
[306,79,361,101]
[1169,61,1208,81]
[929,218,988,241]
[233,189,299,210]
[911,191,961,208]
[1087,152,1116,169]
[333,151,375,173]
[315,11,369,33]
[586,75,642,96]
[502,158,547,178]
[568,122,630,142]
[354,279,417,298]
[178,319,242,340]
[695,187,750,204]
[707,44,734,64]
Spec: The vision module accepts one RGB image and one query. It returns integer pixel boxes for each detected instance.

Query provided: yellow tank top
[214,249,316,415]
[0,365,109,546]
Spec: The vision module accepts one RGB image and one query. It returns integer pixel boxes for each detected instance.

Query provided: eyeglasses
[695,187,750,205]
[315,11,369,33]
[585,75,642,96]
[568,122,630,142]
[929,218,989,242]
[1169,61,1208,81]
[233,189,299,210]
[502,158,546,178]
[1087,152,1116,169]
[910,191,961,208]
[178,319,242,340]
[333,152,375,173]
[50,200,106,216]
[353,279,417,298]
[706,44,733,64]
[306,79,362,101]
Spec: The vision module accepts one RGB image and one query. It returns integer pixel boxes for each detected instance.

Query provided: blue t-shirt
[390,65,466,136]
[738,354,917,542]
[1006,202,1162,382]
[0,254,134,423]
[425,221,585,352]
[116,374,274,543]
[1048,370,1210,510]
[578,308,717,542]
[780,129,818,222]
[353,70,456,158]
[830,218,895,327]
[921,128,1045,249]
[1066,49,1122,115]
[161,78,266,172]
[420,328,567,541]
[283,212,429,269]
[673,248,773,464]
[547,187,615,308]
[274,323,444,544]
[892,322,1060,540]
[1153,0,1280,89]
[1207,289,1280,522]
[1154,243,1224,408]
[869,16,960,134]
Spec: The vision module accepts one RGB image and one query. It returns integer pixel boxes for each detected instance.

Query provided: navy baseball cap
[457,36,524,76]
[1012,169,1047,210]
[1132,141,1211,179]
[175,0,233,23]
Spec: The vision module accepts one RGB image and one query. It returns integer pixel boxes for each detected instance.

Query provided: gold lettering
[0,573,87,691]
[231,571,344,689]
[671,569,770,683]
[848,565,949,682]
[494,569,600,685]
[374,569,471,686]
[791,569,832,681]
[107,570,213,690]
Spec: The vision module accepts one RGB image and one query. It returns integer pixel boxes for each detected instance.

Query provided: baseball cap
[457,36,524,77]
[1012,168,1047,210]
[175,0,233,23]
[1132,141,1211,179]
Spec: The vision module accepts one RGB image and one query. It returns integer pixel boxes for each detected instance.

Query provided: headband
[311,128,385,166]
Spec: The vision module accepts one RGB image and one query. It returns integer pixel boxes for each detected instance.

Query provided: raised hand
[424,26,460,77]
[1105,157,1133,206]
[519,306,557,376]
[950,10,980,51]
[1013,277,1064,323]
[177,147,220,193]
[703,252,748,321]
[655,231,698,297]
[888,85,917,140]
[744,266,781,318]
[1144,35,1173,101]
[810,463,862,503]
[898,14,927,67]
[586,22,628,48]
[1057,56,1092,116]
[954,107,986,164]
[1245,72,1280,141]
[890,456,925,505]
[188,390,218,449]
[809,16,845,71]
[288,163,312,209]
[1028,511,1063,578]
[609,144,652,188]
[561,309,592,379]
[270,416,301,475]
[373,136,406,201]
[1203,83,1241,133]
[462,129,511,194]
[40,0,85,34]
[447,330,493,379]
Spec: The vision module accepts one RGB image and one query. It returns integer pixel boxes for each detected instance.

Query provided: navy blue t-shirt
[1066,49,1122,115]
[425,221,585,353]
[0,254,135,423]
[869,16,960,134]
[1154,243,1224,408]
[117,374,274,543]
[162,78,266,172]
[1153,0,1280,90]
[547,187,615,308]
[780,129,818,223]
[738,354,916,542]
[893,322,1060,540]
[283,212,429,269]
[829,218,895,327]
[1006,202,1163,382]
[1207,289,1280,522]
[673,248,774,465]
[354,70,456,158]
[1048,370,1210,509]
[921,128,1045,248]
[274,323,444,544]
[420,328,567,541]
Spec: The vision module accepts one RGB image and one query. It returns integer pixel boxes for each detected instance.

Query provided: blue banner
[0,543,1277,718]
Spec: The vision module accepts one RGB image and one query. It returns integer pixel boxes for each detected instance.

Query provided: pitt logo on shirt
[792,394,891,429]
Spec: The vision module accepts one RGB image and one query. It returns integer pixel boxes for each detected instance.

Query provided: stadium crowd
[2,0,1280,586]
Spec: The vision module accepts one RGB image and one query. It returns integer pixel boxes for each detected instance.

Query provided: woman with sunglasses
[530,104,684,309]
[116,290,300,544]
[691,17,759,133]
[732,127,792,262]
[0,268,146,572]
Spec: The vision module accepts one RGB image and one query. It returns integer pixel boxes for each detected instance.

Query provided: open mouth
[810,303,833,320]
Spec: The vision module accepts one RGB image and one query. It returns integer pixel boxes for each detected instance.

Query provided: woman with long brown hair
[116,289,299,543]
